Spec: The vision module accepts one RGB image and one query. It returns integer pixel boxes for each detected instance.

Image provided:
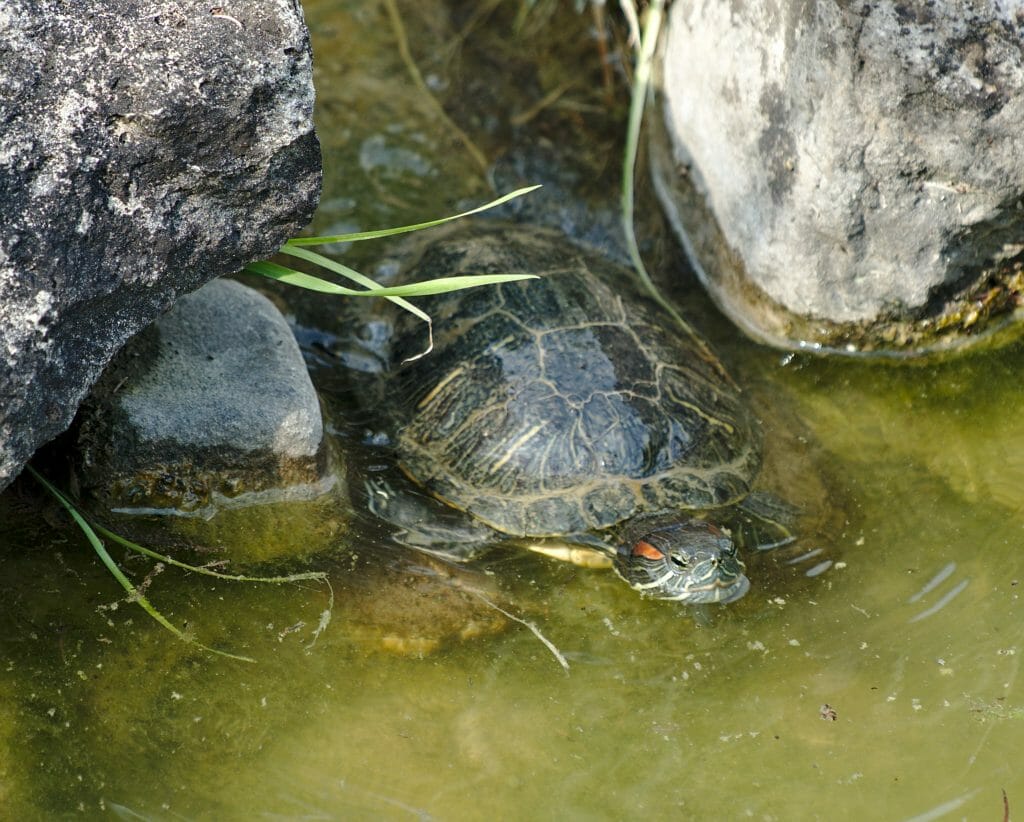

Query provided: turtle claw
[732,491,801,551]
[525,542,614,569]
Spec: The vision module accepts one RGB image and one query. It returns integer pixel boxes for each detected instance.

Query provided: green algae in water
[3,0,1024,817]
[6,303,1024,818]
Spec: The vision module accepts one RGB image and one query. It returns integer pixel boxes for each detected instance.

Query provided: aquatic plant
[26,466,329,663]
[24,189,542,659]
[245,187,540,357]
[21,0,668,662]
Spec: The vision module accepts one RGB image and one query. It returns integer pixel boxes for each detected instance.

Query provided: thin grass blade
[27,467,256,663]
[247,260,536,299]
[284,185,541,246]
[244,260,436,359]
[373,273,538,297]
[92,523,326,584]
[618,0,724,377]
[276,246,429,322]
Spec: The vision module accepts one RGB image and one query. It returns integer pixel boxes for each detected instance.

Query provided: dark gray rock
[75,278,330,517]
[0,0,321,491]
[652,0,1024,355]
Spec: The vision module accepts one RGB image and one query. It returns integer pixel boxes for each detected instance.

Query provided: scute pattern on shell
[383,223,762,538]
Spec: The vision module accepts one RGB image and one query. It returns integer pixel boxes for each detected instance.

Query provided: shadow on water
[2,0,1024,818]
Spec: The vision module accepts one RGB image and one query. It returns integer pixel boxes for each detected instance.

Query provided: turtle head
[614,518,750,604]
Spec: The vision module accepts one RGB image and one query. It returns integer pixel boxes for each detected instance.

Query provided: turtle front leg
[364,476,500,562]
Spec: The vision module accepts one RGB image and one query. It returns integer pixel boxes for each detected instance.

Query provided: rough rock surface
[0,0,321,492]
[653,0,1024,355]
[75,279,330,517]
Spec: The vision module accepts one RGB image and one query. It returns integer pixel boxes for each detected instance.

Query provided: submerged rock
[329,553,510,657]
[75,279,336,558]
[0,0,321,493]
[652,0,1024,355]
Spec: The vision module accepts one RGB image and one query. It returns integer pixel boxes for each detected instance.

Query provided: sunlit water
[2,2,1023,818]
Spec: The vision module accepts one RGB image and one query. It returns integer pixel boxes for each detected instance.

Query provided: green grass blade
[244,261,364,296]
[27,467,256,663]
[243,259,438,359]
[92,523,326,584]
[284,185,541,246]
[618,1,724,375]
[247,259,536,299]
[279,245,429,320]
[359,273,538,297]
[271,248,430,326]
[620,0,665,307]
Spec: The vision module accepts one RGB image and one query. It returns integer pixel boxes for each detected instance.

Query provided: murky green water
[3,2,1023,818]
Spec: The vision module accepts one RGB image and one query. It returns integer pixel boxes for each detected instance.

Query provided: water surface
[1,1,1022,818]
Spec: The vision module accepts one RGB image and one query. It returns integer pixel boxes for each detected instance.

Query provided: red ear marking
[632,540,665,561]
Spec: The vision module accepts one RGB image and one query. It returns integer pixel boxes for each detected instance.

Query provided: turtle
[347,221,799,604]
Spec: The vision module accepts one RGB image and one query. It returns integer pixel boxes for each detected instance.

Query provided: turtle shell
[379,223,763,538]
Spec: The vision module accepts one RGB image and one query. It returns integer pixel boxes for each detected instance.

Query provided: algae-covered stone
[338,555,509,657]
[75,278,340,562]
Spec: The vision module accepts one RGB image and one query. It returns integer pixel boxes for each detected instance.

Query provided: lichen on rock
[653,0,1024,356]
[0,0,322,490]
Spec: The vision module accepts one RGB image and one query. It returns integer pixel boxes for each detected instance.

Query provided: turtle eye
[632,540,665,561]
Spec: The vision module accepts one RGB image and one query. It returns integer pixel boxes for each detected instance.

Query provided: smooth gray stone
[75,279,329,515]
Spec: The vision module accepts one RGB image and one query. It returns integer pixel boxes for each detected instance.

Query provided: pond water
[2,1,1023,818]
